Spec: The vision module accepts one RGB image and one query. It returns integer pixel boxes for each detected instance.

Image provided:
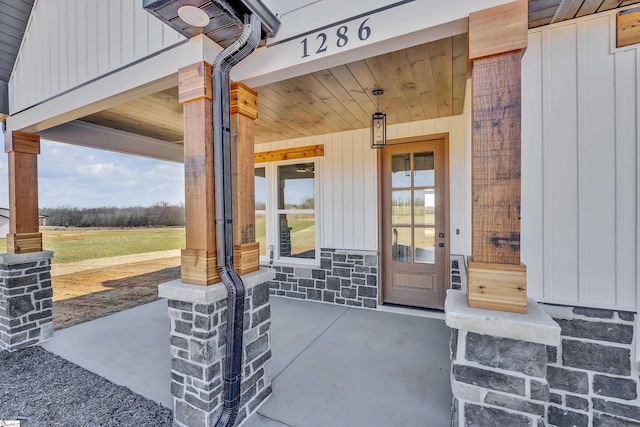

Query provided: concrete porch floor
[42,297,452,426]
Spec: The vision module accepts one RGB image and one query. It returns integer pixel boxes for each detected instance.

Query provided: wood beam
[254,145,324,164]
[468,1,527,313]
[230,82,259,275]
[5,131,42,254]
[468,0,528,61]
[178,62,219,285]
[617,7,640,48]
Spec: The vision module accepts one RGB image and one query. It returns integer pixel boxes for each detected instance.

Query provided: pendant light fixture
[371,89,386,148]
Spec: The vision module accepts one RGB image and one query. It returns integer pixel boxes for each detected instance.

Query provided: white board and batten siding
[255,109,471,257]
[521,9,639,311]
[9,0,184,114]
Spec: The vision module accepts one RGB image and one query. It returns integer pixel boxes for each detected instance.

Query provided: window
[255,161,318,263]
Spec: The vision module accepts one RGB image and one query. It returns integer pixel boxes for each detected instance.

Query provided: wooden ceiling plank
[254,99,311,141]
[406,44,439,120]
[256,84,338,135]
[386,49,426,121]
[255,89,329,137]
[269,81,343,134]
[452,34,468,116]
[576,0,606,17]
[254,121,299,144]
[597,0,622,11]
[295,72,372,127]
[428,37,454,118]
[552,0,586,23]
[279,76,357,131]
[111,103,183,126]
[344,60,401,124]
[364,55,414,123]
[324,64,382,124]
[311,69,373,127]
[621,0,640,6]
[87,112,183,139]
[82,114,183,142]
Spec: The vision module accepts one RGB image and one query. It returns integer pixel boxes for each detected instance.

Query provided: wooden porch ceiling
[528,0,640,28]
[80,34,468,145]
[77,1,640,146]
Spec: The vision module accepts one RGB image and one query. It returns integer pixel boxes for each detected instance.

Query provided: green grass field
[0,227,186,264]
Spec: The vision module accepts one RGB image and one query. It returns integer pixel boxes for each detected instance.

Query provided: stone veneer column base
[445,290,561,426]
[0,251,54,351]
[159,268,276,427]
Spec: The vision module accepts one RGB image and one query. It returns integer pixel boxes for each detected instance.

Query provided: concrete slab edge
[158,268,276,304]
[444,289,561,346]
[0,250,54,265]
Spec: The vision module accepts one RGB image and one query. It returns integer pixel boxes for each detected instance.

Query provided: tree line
[41,202,185,228]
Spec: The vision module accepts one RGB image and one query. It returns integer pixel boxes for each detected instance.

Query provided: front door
[381,138,448,309]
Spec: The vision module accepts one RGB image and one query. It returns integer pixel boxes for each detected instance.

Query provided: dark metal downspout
[212,14,262,427]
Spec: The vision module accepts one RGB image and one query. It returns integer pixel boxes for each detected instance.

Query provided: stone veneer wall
[0,251,54,351]
[168,281,272,427]
[542,304,640,427]
[264,248,378,309]
[450,255,465,291]
[450,329,551,426]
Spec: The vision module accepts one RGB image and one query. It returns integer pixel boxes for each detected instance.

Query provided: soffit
[0,0,34,116]
[79,35,468,145]
[528,0,640,28]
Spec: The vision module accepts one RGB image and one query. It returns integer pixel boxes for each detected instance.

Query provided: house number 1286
[301,18,371,58]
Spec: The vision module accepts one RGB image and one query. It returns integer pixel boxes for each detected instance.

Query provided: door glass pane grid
[389,151,437,264]
[414,227,435,264]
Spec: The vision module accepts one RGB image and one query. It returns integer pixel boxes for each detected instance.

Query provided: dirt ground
[52,252,181,330]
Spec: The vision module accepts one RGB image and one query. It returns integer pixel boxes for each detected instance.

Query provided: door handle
[433,243,444,248]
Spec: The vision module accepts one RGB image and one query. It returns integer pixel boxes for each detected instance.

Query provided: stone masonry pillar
[446,290,560,426]
[0,251,54,351]
[159,268,276,427]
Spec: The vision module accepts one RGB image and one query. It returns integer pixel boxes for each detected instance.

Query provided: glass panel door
[382,139,447,310]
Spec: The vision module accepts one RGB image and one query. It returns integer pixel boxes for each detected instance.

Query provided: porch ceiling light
[177,5,210,27]
[371,89,386,149]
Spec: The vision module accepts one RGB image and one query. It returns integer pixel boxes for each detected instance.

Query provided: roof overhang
[143,0,280,47]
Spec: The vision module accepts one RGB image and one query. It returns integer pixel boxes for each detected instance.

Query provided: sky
[0,133,185,208]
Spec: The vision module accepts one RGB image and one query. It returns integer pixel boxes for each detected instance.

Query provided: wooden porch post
[5,131,42,254]
[467,0,528,313]
[178,61,219,285]
[230,82,260,275]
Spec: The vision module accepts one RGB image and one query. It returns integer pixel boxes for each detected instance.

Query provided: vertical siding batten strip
[636,46,640,318]
[614,48,637,308]
[542,28,554,301]
[521,31,545,300]
[342,132,354,250]
[577,20,589,304]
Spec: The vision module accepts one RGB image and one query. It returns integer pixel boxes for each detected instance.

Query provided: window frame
[256,158,321,266]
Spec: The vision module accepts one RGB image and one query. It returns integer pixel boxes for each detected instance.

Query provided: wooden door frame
[376,133,451,306]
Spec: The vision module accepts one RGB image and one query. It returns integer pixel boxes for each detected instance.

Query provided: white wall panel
[256,111,469,253]
[9,0,185,114]
[523,11,638,310]
[521,32,544,301]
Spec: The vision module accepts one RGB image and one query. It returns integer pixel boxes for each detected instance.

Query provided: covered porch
[41,295,451,427]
